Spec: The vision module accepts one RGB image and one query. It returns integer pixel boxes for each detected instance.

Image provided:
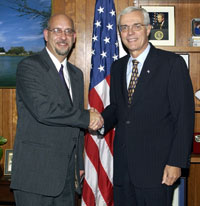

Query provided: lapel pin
[147,70,150,74]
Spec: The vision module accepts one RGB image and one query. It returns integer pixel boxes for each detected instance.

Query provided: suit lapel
[67,63,80,107]
[39,49,73,106]
[118,55,130,104]
[131,45,159,106]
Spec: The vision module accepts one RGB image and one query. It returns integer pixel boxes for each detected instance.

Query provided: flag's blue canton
[89,0,119,90]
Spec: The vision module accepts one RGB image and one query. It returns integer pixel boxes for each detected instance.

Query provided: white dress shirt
[46,47,73,100]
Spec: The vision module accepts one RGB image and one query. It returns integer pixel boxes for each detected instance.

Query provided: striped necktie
[127,60,139,105]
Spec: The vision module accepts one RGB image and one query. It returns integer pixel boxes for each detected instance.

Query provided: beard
[55,40,72,56]
[55,47,70,56]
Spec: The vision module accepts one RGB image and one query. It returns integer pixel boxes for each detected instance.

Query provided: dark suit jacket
[154,21,168,29]
[102,44,194,188]
[10,48,89,196]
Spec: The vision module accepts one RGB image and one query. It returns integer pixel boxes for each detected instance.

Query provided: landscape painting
[0,0,52,88]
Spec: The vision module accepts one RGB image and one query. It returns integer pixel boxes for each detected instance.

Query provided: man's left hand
[162,165,181,186]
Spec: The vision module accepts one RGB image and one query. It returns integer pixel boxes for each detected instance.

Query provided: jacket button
[126,120,131,124]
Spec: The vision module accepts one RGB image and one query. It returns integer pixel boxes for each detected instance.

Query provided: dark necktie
[59,64,72,103]
[127,60,139,105]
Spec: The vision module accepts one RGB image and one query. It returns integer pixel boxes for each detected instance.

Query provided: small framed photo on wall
[4,149,13,176]
[141,6,175,46]
[192,18,200,36]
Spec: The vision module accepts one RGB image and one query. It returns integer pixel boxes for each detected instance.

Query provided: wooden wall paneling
[175,3,200,47]
[75,0,86,70]
[115,0,130,15]
[84,0,95,107]
[187,163,200,206]
[175,3,191,47]
[65,0,76,65]
[1,90,13,171]
[52,0,66,14]
[12,89,17,146]
[190,53,200,111]
[75,0,87,107]
[194,112,200,132]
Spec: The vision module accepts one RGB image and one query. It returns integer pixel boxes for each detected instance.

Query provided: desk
[0,176,15,205]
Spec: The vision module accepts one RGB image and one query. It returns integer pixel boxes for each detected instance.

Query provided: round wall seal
[154,31,164,40]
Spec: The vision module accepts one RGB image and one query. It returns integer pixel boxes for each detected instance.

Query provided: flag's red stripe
[89,88,104,112]
[85,133,114,205]
[105,75,111,87]
[82,178,96,206]
[104,130,114,155]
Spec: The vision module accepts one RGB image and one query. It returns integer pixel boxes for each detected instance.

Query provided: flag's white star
[115,41,119,47]
[113,54,118,61]
[98,6,104,13]
[92,35,98,41]
[104,37,110,44]
[98,65,105,72]
[91,49,95,55]
[106,23,113,30]
[95,20,101,28]
[101,51,107,58]
[110,9,115,16]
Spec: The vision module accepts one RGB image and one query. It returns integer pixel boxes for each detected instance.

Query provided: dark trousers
[114,182,175,206]
[113,163,175,206]
[13,150,75,206]
[113,146,175,206]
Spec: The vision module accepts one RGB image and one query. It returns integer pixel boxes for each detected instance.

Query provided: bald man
[10,14,103,206]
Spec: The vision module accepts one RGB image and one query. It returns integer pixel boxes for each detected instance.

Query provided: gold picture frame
[4,149,13,176]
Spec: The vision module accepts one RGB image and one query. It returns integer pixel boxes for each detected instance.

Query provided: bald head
[44,13,76,62]
[47,14,75,31]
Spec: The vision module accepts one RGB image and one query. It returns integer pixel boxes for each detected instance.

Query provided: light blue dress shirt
[126,44,151,88]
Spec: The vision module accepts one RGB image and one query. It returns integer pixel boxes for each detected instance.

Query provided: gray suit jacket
[10,48,89,196]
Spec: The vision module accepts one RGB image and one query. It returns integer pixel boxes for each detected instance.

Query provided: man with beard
[10,14,103,206]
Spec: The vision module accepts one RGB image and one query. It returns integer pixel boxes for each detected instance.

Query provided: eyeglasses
[47,28,75,36]
[119,23,147,32]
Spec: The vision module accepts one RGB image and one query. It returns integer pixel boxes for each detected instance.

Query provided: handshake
[89,107,104,131]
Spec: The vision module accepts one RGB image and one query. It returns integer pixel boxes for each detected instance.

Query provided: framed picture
[141,6,175,46]
[192,18,200,36]
[0,0,51,88]
[4,149,13,175]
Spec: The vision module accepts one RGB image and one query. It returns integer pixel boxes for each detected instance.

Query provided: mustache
[57,41,68,44]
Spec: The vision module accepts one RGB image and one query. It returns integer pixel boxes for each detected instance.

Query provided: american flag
[81,0,119,205]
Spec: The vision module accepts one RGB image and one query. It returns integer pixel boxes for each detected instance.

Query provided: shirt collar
[129,43,151,64]
[45,47,67,72]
